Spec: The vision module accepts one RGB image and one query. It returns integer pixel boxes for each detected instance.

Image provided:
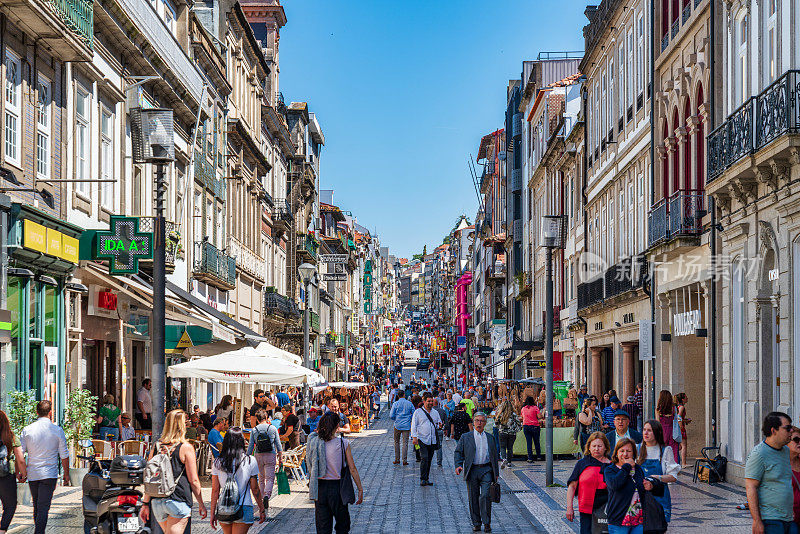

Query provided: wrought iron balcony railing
[669,189,704,236]
[577,277,604,310]
[264,292,301,319]
[682,3,691,24]
[708,70,799,182]
[138,217,179,267]
[648,197,669,246]
[193,240,236,290]
[50,0,94,48]
[272,198,293,222]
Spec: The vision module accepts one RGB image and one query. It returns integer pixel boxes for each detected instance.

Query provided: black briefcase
[488,480,501,503]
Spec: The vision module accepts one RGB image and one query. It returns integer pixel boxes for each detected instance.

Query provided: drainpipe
[708,0,718,448]
[649,0,657,420]
[579,84,589,388]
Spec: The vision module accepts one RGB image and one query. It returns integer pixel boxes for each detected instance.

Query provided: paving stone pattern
[9,406,755,533]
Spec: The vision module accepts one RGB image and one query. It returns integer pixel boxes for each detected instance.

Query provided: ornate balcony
[193,240,236,290]
[708,70,799,183]
[228,236,265,282]
[1,0,93,61]
[138,217,179,273]
[272,198,293,231]
[577,277,604,310]
[264,291,301,320]
[296,234,319,262]
[668,190,704,236]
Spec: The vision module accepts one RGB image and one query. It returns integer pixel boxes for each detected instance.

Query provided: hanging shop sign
[23,219,80,263]
[673,310,701,337]
[363,259,373,314]
[80,216,153,274]
[639,319,654,360]
[319,254,349,264]
[527,360,546,370]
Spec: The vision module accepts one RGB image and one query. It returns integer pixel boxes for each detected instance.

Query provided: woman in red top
[567,431,612,534]
[521,396,543,462]
[789,426,800,527]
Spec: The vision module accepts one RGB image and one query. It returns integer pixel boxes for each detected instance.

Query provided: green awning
[165,325,214,352]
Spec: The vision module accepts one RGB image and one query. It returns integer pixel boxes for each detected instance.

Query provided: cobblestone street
[10,411,754,533]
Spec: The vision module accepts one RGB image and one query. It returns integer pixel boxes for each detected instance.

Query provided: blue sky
[279,1,586,259]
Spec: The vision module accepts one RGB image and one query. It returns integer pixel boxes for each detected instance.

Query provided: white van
[403,349,421,367]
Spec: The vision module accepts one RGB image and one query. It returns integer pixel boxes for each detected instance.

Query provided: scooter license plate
[117,516,140,532]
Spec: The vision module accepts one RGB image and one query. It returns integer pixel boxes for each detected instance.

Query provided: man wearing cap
[601,396,622,430]
[605,409,643,449]
[621,395,639,430]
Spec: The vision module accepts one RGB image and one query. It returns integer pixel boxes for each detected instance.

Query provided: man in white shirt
[411,392,442,486]
[136,378,152,429]
[21,400,70,534]
[454,412,500,533]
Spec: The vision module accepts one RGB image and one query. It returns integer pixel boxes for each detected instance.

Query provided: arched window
[662,0,669,39]
[671,108,680,195]
[684,99,692,191]
[695,85,705,189]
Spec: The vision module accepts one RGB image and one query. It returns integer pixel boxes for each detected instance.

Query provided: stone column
[591,346,603,396]
[622,342,637,399]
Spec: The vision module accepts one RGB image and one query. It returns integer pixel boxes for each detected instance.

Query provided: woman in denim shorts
[140,410,208,533]
[210,427,266,532]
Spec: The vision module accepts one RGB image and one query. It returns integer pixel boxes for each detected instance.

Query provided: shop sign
[212,323,235,344]
[98,290,118,310]
[127,314,150,338]
[527,359,546,370]
[363,259,373,314]
[673,310,701,337]
[23,220,79,263]
[84,216,153,274]
[639,319,653,360]
[320,254,348,264]
[175,330,193,349]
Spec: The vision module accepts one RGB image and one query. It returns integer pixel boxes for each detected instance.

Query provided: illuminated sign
[363,259,373,314]
[23,220,79,263]
[94,216,153,274]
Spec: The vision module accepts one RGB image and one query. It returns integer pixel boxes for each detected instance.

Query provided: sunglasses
[792,437,800,444]
[783,425,794,431]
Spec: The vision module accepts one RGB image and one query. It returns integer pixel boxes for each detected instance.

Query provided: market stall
[313,382,374,432]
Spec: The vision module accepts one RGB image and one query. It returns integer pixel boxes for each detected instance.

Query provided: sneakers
[263,495,269,514]
[500,459,507,469]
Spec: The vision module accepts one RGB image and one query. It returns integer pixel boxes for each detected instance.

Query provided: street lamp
[540,215,566,487]
[298,262,317,421]
[131,108,175,438]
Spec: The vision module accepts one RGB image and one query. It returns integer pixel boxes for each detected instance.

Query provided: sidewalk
[9,412,754,533]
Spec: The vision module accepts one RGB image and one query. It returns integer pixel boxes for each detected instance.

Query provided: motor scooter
[79,439,151,534]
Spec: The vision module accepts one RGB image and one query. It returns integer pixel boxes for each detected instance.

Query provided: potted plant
[63,388,98,486]
[7,390,36,506]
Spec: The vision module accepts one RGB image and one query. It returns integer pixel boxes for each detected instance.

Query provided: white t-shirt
[137,387,152,414]
[212,455,259,506]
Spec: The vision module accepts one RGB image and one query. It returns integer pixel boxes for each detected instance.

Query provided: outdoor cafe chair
[92,440,114,460]
[118,440,146,457]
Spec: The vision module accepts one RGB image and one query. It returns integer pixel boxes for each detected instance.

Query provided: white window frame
[765,0,777,85]
[36,78,52,181]
[627,28,634,113]
[735,12,749,106]
[4,52,22,167]
[637,13,645,98]
[100,107,114,209]
[618,43,625,121]
[75,88,91,196]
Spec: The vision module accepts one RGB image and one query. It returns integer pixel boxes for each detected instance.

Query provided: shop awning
[166,281,268,343]
[167,345,324,385]
[509,350,531,368]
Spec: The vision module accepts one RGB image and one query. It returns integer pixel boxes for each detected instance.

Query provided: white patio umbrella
[167,348,324,386]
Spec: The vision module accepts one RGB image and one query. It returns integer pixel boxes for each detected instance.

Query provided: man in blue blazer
[454,412,500,532]
[605,409,643,449]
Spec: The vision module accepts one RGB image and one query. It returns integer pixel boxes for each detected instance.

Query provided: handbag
[339,437,356,505]
[488,480,501,503]
[421,409,441,450]
[672,413,682,443]
[276,467,291,495]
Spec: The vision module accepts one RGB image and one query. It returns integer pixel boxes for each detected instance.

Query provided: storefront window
[44,285,56,345]
[28,284,38,339]
[4,277,22,398]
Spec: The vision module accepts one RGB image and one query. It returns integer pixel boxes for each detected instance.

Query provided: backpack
[143,442,184,498]
[215,460,246,522]
[255,424,274,454]
[0,444,10,478]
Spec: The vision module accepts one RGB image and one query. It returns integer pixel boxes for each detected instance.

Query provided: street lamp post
[131,108,175,438]
[299,263,317,422]
[541,215,566,487]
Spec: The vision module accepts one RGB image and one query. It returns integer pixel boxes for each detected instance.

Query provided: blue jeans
[607,525,643,534]
[150,498,192,523]
[763,520,799,534]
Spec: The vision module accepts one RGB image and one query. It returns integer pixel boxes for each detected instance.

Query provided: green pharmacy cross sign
[95,216,153,274]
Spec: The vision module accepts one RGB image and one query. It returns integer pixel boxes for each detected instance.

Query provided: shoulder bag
[339,438,356,505]
[421,409,441,450]
[672,412,683,443]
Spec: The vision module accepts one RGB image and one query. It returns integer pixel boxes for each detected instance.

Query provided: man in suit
[454,411,500,533]
[605,409,643,449]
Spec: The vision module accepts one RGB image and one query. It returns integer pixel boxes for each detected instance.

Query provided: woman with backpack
[308,411,364,533]
[0,409,25,534]
[210,427,266,532]
[140,410,207,533]
[246,409,282,514]
[637,420,679,532]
